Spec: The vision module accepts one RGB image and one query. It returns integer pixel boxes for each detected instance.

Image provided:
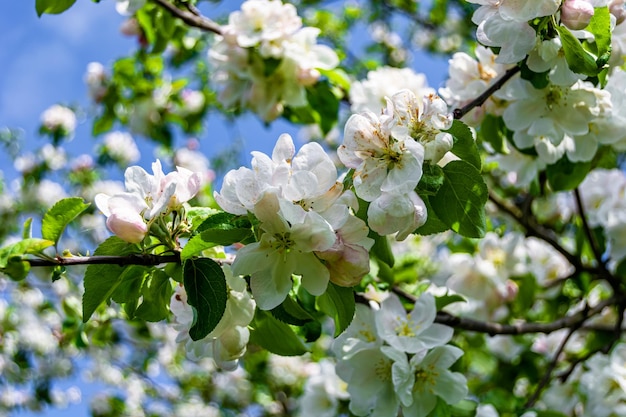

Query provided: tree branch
[27,253,182,267]
[453,66,520,120]
[488,191,583,270]
[150,0,223,35]
[392,286,617,336]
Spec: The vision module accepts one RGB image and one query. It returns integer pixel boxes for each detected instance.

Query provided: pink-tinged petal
[106,210,147,243]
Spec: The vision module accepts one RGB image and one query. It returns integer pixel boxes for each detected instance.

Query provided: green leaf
[22,218,33,239]
[110,264,147,317]
[415,196,449,235]
[183,258,227,340]
[371,233,394,268]
[36,0,77,16]
[306,80,340,135]
[271,295,315,326]
[450,399,478,417]
[556,25,600,76]
[316,283,355,336]
[478,114,506,154]
[249,310,308,356]
[431,160,488,238]
[135,269,173,322]
[0,238,55,277]
[435,293,466,310]
[588,7,612,66]
[417,163,444,196]
[546,156,591,191]
[4,257,30,281]
[42,197,90,244]
[181,234,218,260]
[446,120,481,169]
[82,237,140,322]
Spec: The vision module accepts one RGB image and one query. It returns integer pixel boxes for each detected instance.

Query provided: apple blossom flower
[231,190,336,310]
[375,293,453,354]
[40,104,76,138]
[298,360,349,417]
[501,78,609,163]
[84,62,108,102]
[387,345,468,417]
[209,0,339,121]
[467,0,560,64]
[95,160,202,243]
[439,45,510,124]
[350,66,436,114]
[101,131,140,166]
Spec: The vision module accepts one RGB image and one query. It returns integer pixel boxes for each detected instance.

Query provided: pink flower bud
[106,211,148,243]
[610,0,626,25]
[561,0,595,30]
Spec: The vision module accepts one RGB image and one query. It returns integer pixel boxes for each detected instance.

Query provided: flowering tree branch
[391,285,617,336]
[150,0,223,35]
[453,66,520,120]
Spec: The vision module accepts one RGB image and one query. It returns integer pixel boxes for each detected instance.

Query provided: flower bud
[561,0,595,30]
[610,0,626,25]
[106,210,148,243]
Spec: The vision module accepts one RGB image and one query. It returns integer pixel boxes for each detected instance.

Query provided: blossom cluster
[215,134,373,310]
[332,292,467,417]
[208,0,339,121]
[578,168,626,263]
[339,89,453,239]
[95,160,202,244]
[436,232,574,320]
[169,265,256,370]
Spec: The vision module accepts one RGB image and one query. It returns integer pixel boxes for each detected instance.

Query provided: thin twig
[524,308,586,408]
[453,66,520,120]
[488,192,582,270]
[27,253,182,267]
[150,0,222,35]
[392,286,616,336]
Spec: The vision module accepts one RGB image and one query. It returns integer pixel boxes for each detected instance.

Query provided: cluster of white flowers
[467,0,561,64]
[332,293,467,417]
[215,134,373,309]
[297,359,348,417]
[439,45,509,124]
[578,168,626,263]
[40,104,77,139]
[101,131,141,166]
[339,89,453,240]
[170,265,255,370]
[350,66,435,114]
[208,0,339,121]
[95,159,202,244]
[438,232,573,320]
[85,62,108,102]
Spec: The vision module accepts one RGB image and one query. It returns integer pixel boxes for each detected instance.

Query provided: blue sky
[1,1,450,415]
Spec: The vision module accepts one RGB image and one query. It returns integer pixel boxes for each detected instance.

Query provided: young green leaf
[82,237,141,322]
[588,7,612,66]
[446,120,481,169]
[249,310,308,356]
[36,0,77,17]
[556,25,599,76]
[42,197,90,245]
[183,258,227,340]
[431,160,488,238]
[316,283,355,336]
[135,269,173,322]
[546,156,591,191]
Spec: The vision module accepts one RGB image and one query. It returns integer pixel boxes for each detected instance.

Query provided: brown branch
[453,66,520,120]
[392,286,616,336]
[27,253,182,267]
[488,191,583,270]
[150,0,222,35]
